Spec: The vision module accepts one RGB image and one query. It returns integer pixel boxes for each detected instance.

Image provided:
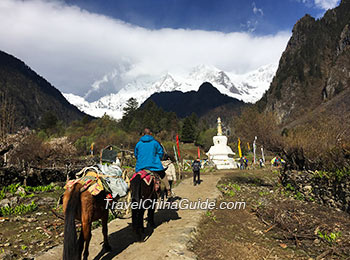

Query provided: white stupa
[206,117,238,169]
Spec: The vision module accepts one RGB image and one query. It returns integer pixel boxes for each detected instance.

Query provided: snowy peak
[153,73,179,91]
[64,63,277,119]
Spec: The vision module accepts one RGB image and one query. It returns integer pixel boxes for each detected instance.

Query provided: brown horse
[130,174,158,240]
[62,183,111,260]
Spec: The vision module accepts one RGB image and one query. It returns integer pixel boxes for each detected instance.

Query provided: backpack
[192,161,200,171]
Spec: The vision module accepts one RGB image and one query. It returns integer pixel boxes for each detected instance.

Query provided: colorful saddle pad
[130,170,154,185]
[64,171,104,196]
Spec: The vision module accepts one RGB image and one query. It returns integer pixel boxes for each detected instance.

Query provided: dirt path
[36,171,226,260]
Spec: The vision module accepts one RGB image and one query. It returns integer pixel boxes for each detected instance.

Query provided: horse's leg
[81,193,93,260]
[81,219,92,260]
[137,208,144,241]
[102,210,111,251]
[147,207,155,228]
[147,198,155,228]
[132,207,137,232]
[141,208,147,233]
[78,230,85,258]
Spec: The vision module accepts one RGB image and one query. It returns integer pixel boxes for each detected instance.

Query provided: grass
[0,183,56,200]
[217,182,241,197]
[318,231,341,245]
[0,201,38,216]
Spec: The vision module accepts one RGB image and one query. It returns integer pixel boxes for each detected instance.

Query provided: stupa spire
[217,117,222,136]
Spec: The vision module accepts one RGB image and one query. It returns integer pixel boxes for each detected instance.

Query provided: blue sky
[0,0,341,100]
[62,0,338,34]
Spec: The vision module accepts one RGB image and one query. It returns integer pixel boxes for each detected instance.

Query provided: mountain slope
[257,0,350,123]
[0,50,89,129]
[64,63,277,119]
[141,82,246,118]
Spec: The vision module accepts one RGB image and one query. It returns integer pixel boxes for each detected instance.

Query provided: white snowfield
[64,63,277,119]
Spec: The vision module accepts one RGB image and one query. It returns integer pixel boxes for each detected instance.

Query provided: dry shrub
[283,115,350,171]
[234,107,283,152]
[235,107,350,171]
[8,133,48,165]
[7,134,78,166]
[47,137,77,162]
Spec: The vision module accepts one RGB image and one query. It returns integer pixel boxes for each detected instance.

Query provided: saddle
[130,170,160,191]
[64,170,104,196]
[64,165,128,198]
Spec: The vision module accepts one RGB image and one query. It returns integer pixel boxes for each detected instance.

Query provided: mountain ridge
[141,82,246,118]
[64,63,277,119]
[257,0,350,124]
[0,50,90,129]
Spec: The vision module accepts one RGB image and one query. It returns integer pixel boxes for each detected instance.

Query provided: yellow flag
[238,138,242,158]
[247,142,250,151]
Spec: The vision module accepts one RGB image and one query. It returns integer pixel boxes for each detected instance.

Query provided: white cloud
[0,0,290,101]
[314,0,340,10]
[296,0,340,10]
[252,2,264,16]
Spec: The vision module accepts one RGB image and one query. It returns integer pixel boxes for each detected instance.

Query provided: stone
[15,186,26,195]
[303,185,312,192]
[0,198,11,208]
[26,217,37,223]
[36,197,56,206]
[9,196,19,207]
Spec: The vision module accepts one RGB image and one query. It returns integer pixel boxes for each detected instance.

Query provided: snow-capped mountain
[64,63,277,119]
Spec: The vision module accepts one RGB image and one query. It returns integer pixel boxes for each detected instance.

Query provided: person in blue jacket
[135,128,170,194]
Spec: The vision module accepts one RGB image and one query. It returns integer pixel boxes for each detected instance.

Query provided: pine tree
[123,98,138,116]
[181,117,195,143]
[121,98,138,130]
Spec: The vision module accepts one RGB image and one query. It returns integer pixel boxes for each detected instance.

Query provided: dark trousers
[193,170,200,185]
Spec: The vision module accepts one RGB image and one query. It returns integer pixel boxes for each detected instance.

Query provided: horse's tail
[63,183,81,260]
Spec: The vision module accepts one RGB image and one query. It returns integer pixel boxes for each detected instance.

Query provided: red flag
[197,147,200,159]
[176,134,181,159]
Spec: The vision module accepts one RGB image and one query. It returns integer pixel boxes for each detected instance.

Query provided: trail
[36,171,225,260]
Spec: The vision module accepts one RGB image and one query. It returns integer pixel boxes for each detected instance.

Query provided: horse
[130,173,158,240]
[62,183,111,260]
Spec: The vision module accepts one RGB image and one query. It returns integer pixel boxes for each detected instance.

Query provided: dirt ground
[35,170,225,260]
[0,186,65,259]
[191,169,350,260]
[3,167,350,260]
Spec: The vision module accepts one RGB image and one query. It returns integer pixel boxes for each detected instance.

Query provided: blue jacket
[134,135,164,172]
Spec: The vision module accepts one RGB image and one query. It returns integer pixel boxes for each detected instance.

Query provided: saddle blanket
[64,171,104,196]
[130,170,154,185]
[65,165,128,198]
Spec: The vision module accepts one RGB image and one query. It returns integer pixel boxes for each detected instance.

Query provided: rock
[9,196,19,207]
[15,186,26,195]
[36,197,56,206]
[303,185,312,193]
[0,198,11,208]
